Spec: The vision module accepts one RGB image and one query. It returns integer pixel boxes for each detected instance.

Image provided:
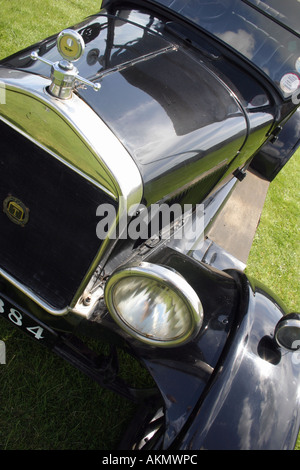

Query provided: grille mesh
[0,121,116,309]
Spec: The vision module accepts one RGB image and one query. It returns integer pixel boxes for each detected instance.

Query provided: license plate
[0,293,57,345]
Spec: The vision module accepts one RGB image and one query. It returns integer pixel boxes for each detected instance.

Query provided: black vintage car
[0,0,299,450]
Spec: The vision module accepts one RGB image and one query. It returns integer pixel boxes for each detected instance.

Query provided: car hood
[1,10,251,204]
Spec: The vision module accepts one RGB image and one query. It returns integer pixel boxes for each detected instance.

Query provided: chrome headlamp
[104,262,203,347]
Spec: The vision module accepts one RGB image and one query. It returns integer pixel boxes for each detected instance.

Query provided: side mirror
[274,313,300,351]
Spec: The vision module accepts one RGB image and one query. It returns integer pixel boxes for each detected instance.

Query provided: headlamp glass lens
[111,276,193,342]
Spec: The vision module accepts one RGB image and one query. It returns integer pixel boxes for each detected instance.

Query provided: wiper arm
[92,44,178,81]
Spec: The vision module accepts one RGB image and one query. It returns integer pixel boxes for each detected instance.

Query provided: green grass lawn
[0,0,299,450]
[246,152,300,314]
[0,0,100,60]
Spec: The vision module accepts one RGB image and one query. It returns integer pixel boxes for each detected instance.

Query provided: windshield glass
[153,0,300,98]
[245,0,300,35]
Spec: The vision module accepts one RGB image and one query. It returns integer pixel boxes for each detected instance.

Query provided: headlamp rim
[104,261,204,347]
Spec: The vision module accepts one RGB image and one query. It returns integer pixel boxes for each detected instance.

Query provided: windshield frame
[131,0,300,101]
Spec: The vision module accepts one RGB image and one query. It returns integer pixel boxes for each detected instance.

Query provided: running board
[205,170,270,268]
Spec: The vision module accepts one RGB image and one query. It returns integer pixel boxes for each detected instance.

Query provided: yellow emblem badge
[3,195,30,227]
[57,29,85,62]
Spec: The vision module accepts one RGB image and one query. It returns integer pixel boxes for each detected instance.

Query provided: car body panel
[143,0,300,100]
[0,8,277,206]
[115,249,300,450]
[251,108,300,180]
[0,0,299,451]
[176,274,300,450]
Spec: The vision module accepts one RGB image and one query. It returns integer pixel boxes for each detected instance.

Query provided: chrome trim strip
[0,68,143,316]
[0,268,68,316]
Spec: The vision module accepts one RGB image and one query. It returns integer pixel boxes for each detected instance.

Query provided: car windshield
[152,0,300,98]
[245,0,300,35]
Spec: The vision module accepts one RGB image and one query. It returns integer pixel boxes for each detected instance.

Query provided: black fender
[173,272,300,450]
[250,108,300,181]
[124,249,300,450]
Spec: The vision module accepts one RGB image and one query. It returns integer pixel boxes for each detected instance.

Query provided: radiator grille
[0,121,117,309]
